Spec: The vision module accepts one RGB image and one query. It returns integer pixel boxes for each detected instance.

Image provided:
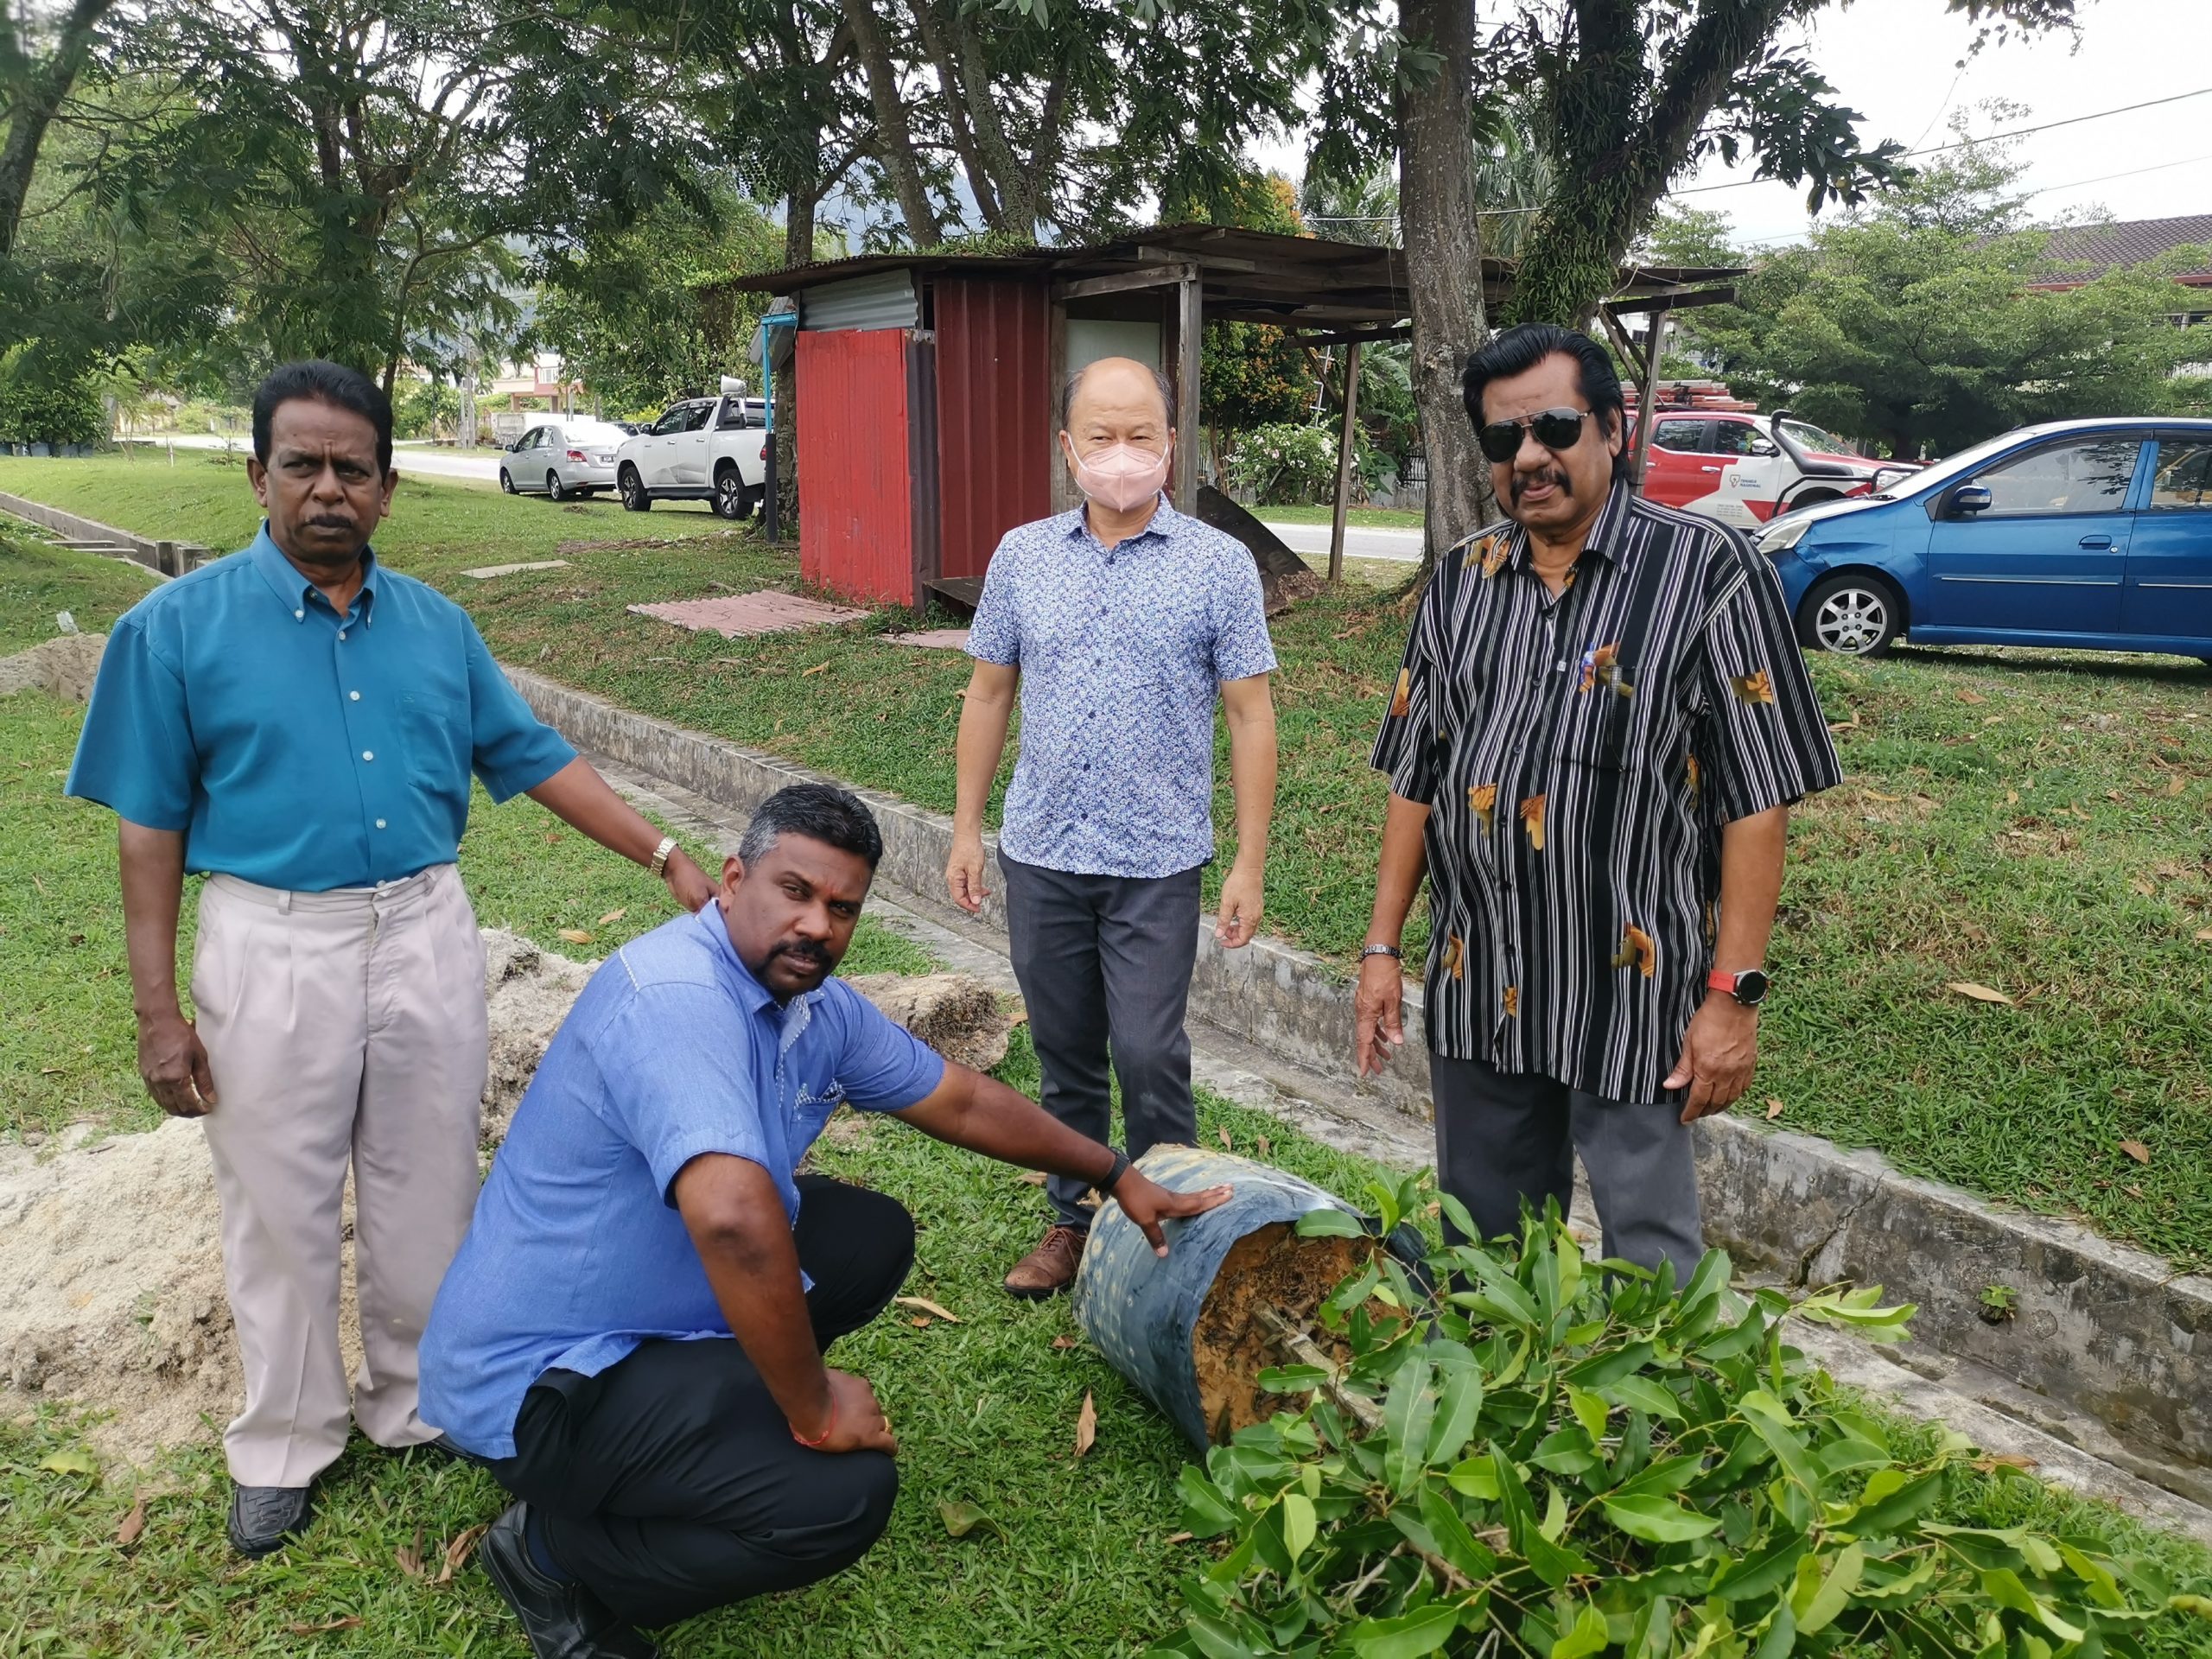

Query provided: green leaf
[1186,1611,1267,1659]
[1531,1427,1602,1477]
[1750,1601,1796,1659]
[1711,1528,1809,1603]
[1349,1602,1464,1658]
[1793,1541,1866,1635]
[1539,1483,1568,1543]
[1363,1179,1402,1236]
[1567,1341,1657,1389]
[37,1447,98,1477]
[1980,1568,2086,1642]
[1382,1353,1437,1496]
[1605,1374,1686,1423]
[1435,1189,1479,1243]
[938,1499,996,1539]
[1465,1255,1543,1327]
[1445,1458,1500,1501]
[1549,1604,1609,1659]
[1257,1365,1333,1393]
[1565,1384,1610,1445]
[1417,1484,1500,1580]
[1601,1494,1723,1544]
[1612,1453,1702,1499]
[2055,1541,2121,1606]
[1297,1206,1367,1239]
[1281,1493,1317,1562]
[1737,1390,1821,1494]
[1178,1466,1241,1538]
[2169,1593,2212,1620]
[1425,1368,1484,1465]
[1847,1469,1944,1536]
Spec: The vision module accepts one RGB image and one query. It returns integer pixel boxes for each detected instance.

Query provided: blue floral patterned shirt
[967,497,1277,879]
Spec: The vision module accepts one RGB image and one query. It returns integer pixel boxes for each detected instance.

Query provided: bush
[1152,1191,2211,1658]
[1228,423,1346,506]
[0,361,105,447]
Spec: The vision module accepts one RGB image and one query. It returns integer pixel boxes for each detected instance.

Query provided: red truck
[1630,408,1916,529]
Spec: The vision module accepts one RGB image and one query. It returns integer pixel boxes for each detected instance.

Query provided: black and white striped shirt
[1370,480,1841,1102]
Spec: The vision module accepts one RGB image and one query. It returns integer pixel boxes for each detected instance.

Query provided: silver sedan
[498,418,632,501]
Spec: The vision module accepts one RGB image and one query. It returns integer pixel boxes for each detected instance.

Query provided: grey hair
[1058,360,1177,429]
[735,783,883,870]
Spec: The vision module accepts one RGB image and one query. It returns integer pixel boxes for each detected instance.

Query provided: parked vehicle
[498,417,633,500]
[613,378,770,518]
[1634,409,1916,528]
[1756,417,2212,661]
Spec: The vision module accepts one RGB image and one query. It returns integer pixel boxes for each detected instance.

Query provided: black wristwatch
[1096,1147,1132,1198]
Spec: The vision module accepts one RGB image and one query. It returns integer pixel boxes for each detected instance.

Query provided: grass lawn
[3,457,2210,1272]
[1251,501,1426,531]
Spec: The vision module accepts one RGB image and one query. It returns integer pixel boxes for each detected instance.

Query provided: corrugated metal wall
[798,327,919,606]
[932,278,1052,581]
[800,270,918,332]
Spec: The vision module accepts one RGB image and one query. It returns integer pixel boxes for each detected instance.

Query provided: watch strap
[1359,943,1402,961]
[1097,1147,1131,1198]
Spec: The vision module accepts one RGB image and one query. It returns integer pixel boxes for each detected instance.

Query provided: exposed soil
[0,632,107,702]
[1189,1222,1373,1443]
[842,972,1016,1073]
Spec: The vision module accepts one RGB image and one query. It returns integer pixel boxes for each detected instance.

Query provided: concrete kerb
[0,492,209,578]
[504,664,2212,1489]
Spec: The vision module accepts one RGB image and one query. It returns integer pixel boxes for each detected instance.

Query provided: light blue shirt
[66,524,575,892]
[966,498,1276,879]
[419,905,946,1457]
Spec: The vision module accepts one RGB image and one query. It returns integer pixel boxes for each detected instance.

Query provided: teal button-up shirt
[67,524,575,892]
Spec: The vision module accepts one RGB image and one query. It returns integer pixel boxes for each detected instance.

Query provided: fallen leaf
[1017,1170,1047,1185]
[1946,982,2013,1006]
[1764,1097,1785,1121]
[1165,1531,1194,1545]
[287,1618,365,1637]
[2125,1184,2145,1199]
[1074,1390,1097,1458]
[556,928,594,945]
[1971,1453,2038,1473]
[116,1500,146,1546]
[1217,1126,1232,1150]
[435,1522,490,1586]
[543,832,564,843]
[1957,689,1986,705]
[912,1317,932,1328]
[1983,715,2003,726]
[1255,1135,1272,1158]
[1827,712,1860,734]
[39,1066,61,1075]
[2133,879,2156,898]
[2119,1140,2151,1166]
[1051,1335,1077,1351]
[2196,927,2212,942]
[938,1500,995,1539]
[397,1526,428,1577]
[595,907,627,926]
[38,1447,98,1476]
[2169,773,2187,797]
[2005,790,2019,805]
[893,1295,962,1324]
[1863,788,1902,804]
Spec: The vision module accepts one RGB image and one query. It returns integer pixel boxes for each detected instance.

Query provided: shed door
[933,278,1052,582]
[798,328,928,607]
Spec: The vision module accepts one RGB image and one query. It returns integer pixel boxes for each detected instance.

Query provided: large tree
[0,0,117,260]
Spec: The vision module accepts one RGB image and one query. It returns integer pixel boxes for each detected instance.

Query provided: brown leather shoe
[1004,1224,1087,1300]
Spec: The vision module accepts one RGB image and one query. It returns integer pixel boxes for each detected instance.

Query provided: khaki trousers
[191,863,487,1489]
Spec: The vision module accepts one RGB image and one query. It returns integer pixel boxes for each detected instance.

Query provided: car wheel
[547,470,569,502]
[499,468,517,494]
[713,466,748,520]
[1800,573,1901,658]
[619,466,651,512]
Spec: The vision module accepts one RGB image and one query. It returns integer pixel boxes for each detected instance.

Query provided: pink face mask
[1067,440,1170,512]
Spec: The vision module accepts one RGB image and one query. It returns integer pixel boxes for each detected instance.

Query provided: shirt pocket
[398,690,470,793]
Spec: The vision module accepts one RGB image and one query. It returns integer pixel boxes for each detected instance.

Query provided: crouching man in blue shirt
[422,783,1228,1659]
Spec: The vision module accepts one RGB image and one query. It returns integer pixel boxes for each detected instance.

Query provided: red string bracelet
[791,1392,837,1449]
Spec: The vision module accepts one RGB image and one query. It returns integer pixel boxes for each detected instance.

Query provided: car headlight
[1756,515,1815,556]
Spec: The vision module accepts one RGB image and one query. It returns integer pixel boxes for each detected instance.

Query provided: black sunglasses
[1476,406,1593,464]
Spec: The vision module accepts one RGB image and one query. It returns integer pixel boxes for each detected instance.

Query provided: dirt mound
[0,632,106,702]
[0,937,1010,1466]
[842,971,1017,1071]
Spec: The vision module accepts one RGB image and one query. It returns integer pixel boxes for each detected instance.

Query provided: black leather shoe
[480,1502,661,1659]
[228,1482,315,1557]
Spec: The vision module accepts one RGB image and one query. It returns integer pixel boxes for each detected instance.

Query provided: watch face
[1735,969,1771,1006]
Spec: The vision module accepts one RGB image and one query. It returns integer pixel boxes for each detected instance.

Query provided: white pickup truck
[613,377,770,519]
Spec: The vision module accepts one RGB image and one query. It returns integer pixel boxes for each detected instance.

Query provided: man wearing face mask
[946,356,1279,1300]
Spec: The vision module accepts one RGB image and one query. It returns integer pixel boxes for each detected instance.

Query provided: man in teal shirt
[67,360,715,1558]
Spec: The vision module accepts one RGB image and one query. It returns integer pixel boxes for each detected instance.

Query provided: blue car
[1755,418,2212,664]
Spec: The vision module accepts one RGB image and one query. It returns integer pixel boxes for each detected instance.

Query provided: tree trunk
[0,0,118,260]
[1395,0,1492,564]
[837,0,940,246]
[906,0,1001,231]
[945,1,1034,237]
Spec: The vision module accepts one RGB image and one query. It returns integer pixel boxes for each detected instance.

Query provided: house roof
[2032,214,2212,288]
[709,222,1741,333]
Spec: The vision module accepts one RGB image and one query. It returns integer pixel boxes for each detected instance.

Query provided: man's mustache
[1510,468,1572,501]
[774,941,830,969]
[304,515,359,532]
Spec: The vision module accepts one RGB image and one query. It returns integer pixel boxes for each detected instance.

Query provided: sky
[1254,0,2208,249]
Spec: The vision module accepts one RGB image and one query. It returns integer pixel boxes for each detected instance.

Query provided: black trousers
[484,1177,915,1630]
[1001,854,1203,1230]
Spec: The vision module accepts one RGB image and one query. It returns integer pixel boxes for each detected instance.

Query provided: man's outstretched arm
[672,1154,896,1455]
[894,1065,1230,1255]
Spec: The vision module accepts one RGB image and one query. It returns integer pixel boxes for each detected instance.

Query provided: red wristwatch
[1707,968,1771,1007]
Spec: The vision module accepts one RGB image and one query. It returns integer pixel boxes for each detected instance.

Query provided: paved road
[130,435,502,485]
[1261,519,1424,564]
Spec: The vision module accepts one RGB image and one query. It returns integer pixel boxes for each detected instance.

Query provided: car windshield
[1781,418,1851,454]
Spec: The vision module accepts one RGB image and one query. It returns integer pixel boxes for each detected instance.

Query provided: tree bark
[906,0,1001,230]
[1395,0,1492,564]
[0,0,118,260]
[837,0,940,246]
[944,2,1034,236]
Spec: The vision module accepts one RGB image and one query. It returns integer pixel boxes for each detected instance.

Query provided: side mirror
[1952,484,1993,516]
[1747,438,1778,457]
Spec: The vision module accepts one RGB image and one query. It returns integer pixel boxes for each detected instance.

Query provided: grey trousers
[1431,1053,1705,1279]
[1001,855,1202,1230]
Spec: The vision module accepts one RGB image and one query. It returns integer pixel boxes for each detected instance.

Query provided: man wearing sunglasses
[1353,323,1840,1275]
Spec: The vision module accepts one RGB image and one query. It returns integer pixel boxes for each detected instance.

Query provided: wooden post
[1327,342,1363,583]
[1174,271,1203,513]
[1629,304,1670,493]
[1047,295,1070,515]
